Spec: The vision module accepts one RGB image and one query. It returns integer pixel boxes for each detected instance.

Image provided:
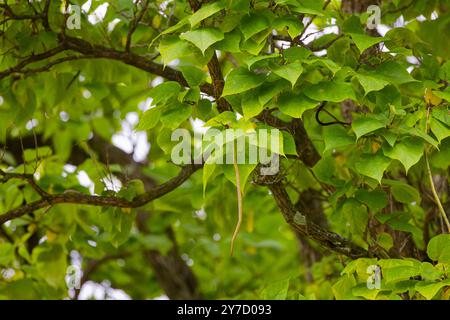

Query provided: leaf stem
[230,147,243,256]
[425,106,450,233]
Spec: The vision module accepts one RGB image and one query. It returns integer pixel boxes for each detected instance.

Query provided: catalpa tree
[0,0,449,300]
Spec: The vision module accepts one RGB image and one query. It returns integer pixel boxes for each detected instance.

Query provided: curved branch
[0,163,202,225]
[267,180,368,259]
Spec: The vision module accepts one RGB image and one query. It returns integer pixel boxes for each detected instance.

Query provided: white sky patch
[151,77,164,88]
[112,135,133,154]
[190,118,209,134]
[26,119,39,130]
[0,96,4,106]
[60,111,70,122]
[313,49,327,57]
[64,164,77,173]
[407,56,420,65]
[77,170,95,194]
[82,89,92,99]
[108,18,121,32]
[194,208,207,220]
[112,112,150,162]
[138,98,154,112]
[87,240,97,247]
[393,15,405,28]
[88,3,109,25]
[416,15,426,22]
[102,176,122,192]
[181,253,194,267]
[78,280,132,300]
[38,236,48,244]
[431,11,439,20]
[81,0,92,13]
[376,24,391,37]
[1,268,15,280]
[168,58,180,68]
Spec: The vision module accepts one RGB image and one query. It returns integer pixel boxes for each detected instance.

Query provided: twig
[230,146,243,256]
[425,105,450,233]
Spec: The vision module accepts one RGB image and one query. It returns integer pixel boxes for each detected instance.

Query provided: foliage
[0,0,449,300]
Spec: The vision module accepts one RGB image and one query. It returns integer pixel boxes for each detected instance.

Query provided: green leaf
[349,33,384,53]
[434,87,450,102]
[160,102,192,129]
[368,61,417,86]
[215,29,242,53]
[430,117,450,143]
[240,14,270,40]
[261,279,290,300]
[355,152,391,183]
[292,0,325,15]
[304,80,356,103]
[283,47,311,63]
[223,163,257,191]
[398,126,439,149]
[188,0,227,27]
[383,137,424,173]
[427,234,450,263]
[273,17,304,39]
[355,189,388,212]
[136,107,161,131]
[323,126,355,152]
[332,275,358,300]
[244,53,279,70]
[383,179,421,204]
[179,66,206,87]
[273,61,304,87]
[161,18,189,35]
[205,111,237,127]
[278,93,318,118]
[377,232,394,251]
[341,199,369,236]
[420,262,443,281]
[258,80,289,106]
[383,266,420,284]
[282,131,297,155]
[242,91,263,119]
[33,243,67,288]
[202,163,216,197]
[180,28,224,54]
[149,81,181,105]
[0,243,15,266]
[352,115,388,140]
[222,68,266,96]
[355,73,390,94]
[196,99,213,120]
[158,36,193,66]
[415,280,450,300]
[305,58,341,75]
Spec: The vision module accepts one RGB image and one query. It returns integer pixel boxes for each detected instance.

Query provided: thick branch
[267,181,368,259]
[0,163,202,225]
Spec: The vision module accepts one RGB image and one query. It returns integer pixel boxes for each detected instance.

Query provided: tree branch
[264,179,369,259]
[0,163,202,225]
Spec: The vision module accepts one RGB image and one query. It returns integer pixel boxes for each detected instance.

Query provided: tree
[0,0,449,300]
